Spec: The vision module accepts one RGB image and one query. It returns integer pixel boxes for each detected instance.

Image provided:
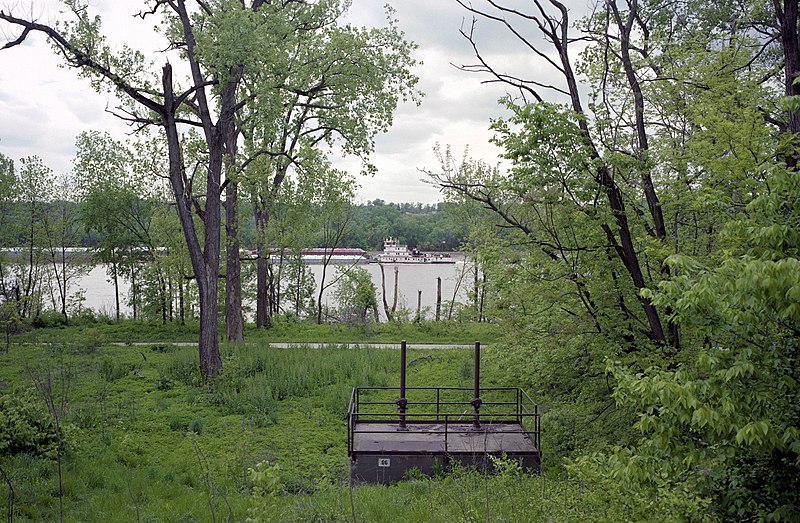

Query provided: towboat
[372,238,454,264]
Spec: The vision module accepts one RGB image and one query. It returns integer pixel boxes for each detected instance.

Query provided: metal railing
[347,386,541,457]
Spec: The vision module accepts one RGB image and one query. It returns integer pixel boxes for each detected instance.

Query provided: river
[77,258,472,321]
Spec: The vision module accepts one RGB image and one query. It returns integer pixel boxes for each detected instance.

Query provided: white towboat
[372,238,454,264]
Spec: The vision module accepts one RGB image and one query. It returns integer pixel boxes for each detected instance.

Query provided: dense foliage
[427,0,800,519]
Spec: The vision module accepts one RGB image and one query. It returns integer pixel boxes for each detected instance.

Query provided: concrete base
[350,451,541,485]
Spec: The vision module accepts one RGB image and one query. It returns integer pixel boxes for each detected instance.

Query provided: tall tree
[13,156,52,320]
[593,2,799,516]
[1,2,238,379]
[234,5,420,329]
[448,0,672,350]
[0,1,418,381]
[74,131,156,321]
[40,173,85,322]
[445,0,780,355]
[0,153,17,304]
[312,168,357,324]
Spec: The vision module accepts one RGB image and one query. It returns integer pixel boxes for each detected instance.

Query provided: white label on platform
[378,458,390,467]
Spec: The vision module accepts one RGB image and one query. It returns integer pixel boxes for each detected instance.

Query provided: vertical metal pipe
[445,414,449,452]
[397,340,407,429]
[472,341,481,429]
[474,341,480,399]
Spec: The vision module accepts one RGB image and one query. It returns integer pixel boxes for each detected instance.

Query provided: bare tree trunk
[257,257,272,328]
[436,276,442,321]
[776,0,800,167]
[372,303,379,323]
[316,255,330,324]
[473,261,479,318]
[168,274,174,322]
[254,206,271,328]
[131,265,138,321]
[608,1,678,351]
[391,266,399,314]
[478,272,486,322]
[59,245,67,322]
[448,259,468,321]
[158,273,168,325]
[178,274,185,325]
[111,254,120,321]
[415,290,422,323]
[197,274,222,380]
[267,263,277,318]
[162,63,222,382]
[294,260,302,315]
[379,263,393,322]
[22,208,37,319]
[225,181,243,342]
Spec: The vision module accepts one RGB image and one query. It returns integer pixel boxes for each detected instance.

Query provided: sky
[0,0,587,204]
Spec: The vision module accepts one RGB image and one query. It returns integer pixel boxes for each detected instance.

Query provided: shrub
[99,357,128,382]
[156,374,174,391]
[187,418,205,435]
[32,310,68,329]
[0,392,61,459]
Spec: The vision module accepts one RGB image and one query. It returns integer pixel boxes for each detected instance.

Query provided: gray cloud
[0,0,582,202]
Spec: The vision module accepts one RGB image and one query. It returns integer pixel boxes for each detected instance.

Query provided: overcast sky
[0,0,587,204]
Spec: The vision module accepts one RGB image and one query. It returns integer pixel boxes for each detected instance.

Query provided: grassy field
[0,321,636,522]
[16,317,503,345]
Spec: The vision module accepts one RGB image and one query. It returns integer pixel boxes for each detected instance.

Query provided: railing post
[396,340,408,430]
[444,414,449,452]
[436,388,440,421]
[471,341,482,430]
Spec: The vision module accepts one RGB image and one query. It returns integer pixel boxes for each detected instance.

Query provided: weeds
[0,328,644,522]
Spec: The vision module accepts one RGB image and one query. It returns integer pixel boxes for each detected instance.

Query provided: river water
[78,258,472,321]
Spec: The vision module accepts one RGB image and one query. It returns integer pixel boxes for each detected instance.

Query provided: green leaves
[605,161,800,518]
[0,393,61,460]
[333,266,378,324]
[490,100,595,201]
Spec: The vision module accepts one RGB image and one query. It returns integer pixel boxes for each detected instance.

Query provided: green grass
[0,324,642,522]
[14,317,502,346]
[0,332,484,521]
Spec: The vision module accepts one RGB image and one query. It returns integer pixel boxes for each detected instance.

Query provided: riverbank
[15,318,502,346]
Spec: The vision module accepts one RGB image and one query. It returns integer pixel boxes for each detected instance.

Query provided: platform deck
[352,421,537,455]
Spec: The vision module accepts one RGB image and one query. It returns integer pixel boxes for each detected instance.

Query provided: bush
[99,357,128,382]
[32,310,68,329]
[187,418,205,435]
[0,392,61,459]
[165,349,200,386]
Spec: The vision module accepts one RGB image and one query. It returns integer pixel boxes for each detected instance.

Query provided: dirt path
[268,342,480,349]
[112,341,481,349]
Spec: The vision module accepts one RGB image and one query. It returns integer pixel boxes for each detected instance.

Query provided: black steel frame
[347,386,541,457]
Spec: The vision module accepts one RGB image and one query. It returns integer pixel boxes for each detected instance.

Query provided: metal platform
[348,384,541,484]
